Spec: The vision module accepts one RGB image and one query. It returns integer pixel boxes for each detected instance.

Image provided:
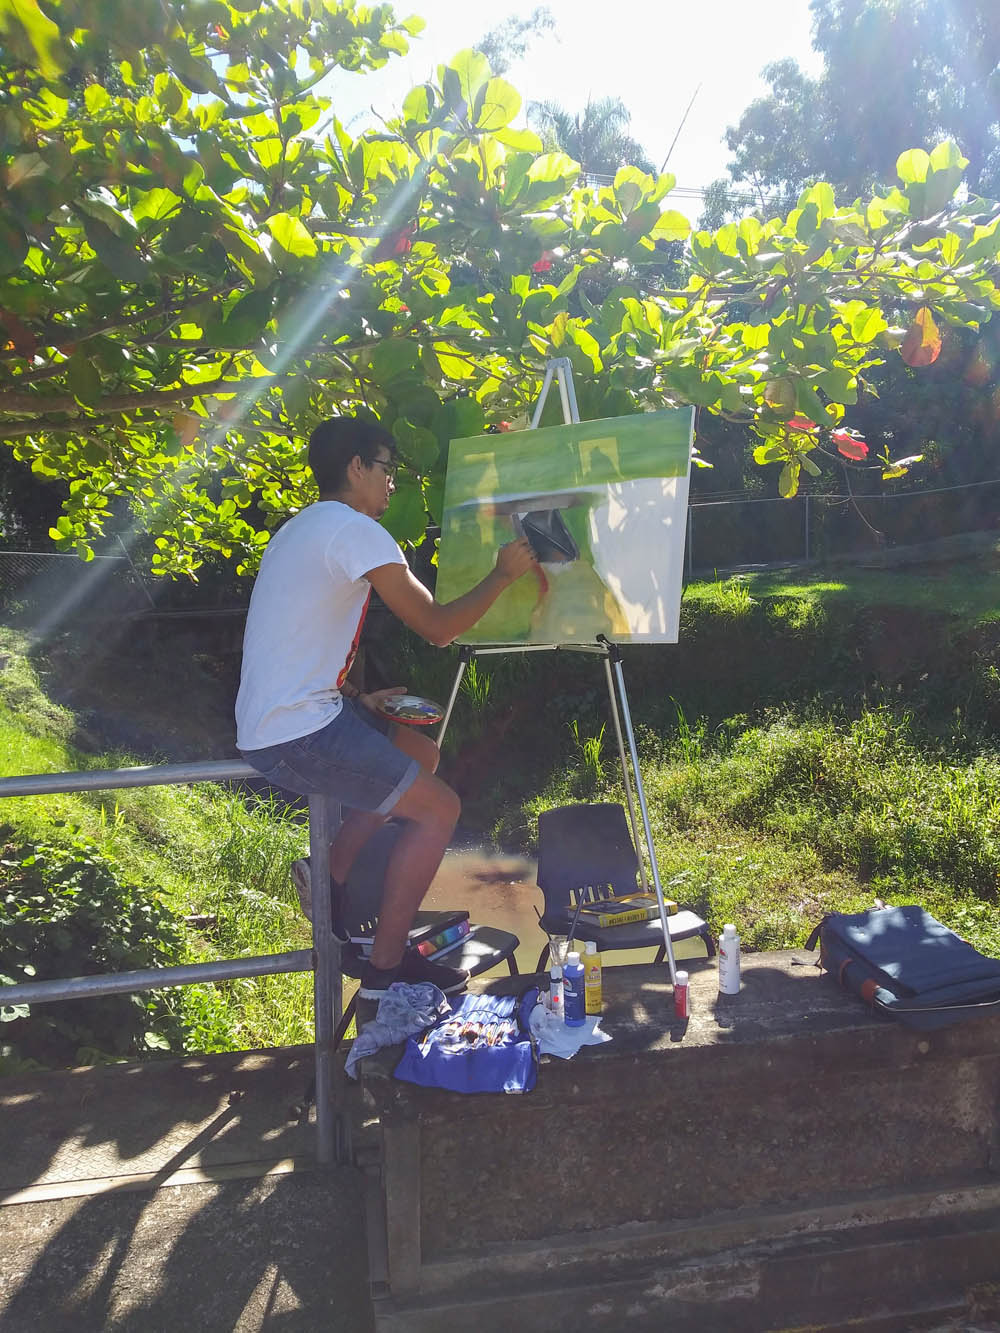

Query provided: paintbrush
[564,894,585,948]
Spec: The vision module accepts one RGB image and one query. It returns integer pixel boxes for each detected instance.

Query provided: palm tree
[527,96,655,178]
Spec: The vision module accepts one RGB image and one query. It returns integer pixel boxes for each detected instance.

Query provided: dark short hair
[307,416,398,493]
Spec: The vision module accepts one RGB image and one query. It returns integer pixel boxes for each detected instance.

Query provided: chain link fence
[0,549,154,632]
[687,478,1000,574]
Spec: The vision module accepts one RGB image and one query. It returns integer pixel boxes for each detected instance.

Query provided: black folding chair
[533,802,714,971]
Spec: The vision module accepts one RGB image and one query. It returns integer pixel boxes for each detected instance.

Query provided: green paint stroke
[442,409,690,507]
[437,409,692,643]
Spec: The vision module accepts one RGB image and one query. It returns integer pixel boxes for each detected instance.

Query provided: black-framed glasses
[371,456,398,481]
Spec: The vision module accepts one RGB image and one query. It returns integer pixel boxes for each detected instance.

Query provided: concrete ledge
[359,950,1000,1330]
[373,1202,1000,1333]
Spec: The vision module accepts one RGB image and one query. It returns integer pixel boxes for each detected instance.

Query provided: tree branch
[0,284,241,362]
[0,377,279,417]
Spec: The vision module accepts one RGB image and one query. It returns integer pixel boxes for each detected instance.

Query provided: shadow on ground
[0,1048,373,1332]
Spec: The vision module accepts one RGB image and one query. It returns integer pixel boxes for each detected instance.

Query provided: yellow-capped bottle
[584,940,602,1015]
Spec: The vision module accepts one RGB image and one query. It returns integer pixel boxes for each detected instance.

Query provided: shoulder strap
[804,918,826,951]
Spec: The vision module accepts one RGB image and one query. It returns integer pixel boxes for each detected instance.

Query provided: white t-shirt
[235,501,406,750]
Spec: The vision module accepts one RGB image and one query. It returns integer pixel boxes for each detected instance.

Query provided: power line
[690,476,1000,507]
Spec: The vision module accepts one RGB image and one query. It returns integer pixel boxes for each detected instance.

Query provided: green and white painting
[437,408,694,645]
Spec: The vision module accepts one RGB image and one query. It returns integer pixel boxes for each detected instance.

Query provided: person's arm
[366,538,537,647]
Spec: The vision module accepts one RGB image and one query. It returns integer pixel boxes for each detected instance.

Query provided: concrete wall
[358,951,1000,1332]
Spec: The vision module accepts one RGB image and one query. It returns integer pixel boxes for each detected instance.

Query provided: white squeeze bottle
[549,965,564,1020]
[719,923,741,994]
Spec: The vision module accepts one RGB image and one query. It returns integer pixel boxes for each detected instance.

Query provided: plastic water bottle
[563,951,586,1026]
[719,923,741,994]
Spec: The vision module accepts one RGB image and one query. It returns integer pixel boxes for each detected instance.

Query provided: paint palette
[375,694,445,726]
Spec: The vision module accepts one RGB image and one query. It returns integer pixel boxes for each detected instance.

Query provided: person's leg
[365,768,460,971]
[242,707,465,987]
[328,723,439,883]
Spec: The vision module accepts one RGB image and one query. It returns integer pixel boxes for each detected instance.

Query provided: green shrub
[0,826,184,1069]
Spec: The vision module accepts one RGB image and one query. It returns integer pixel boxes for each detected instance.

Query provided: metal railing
[0,760,344,1166]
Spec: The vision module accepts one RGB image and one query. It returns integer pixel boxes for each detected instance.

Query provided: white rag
[345,981,449,1078]
[528,1003,612,1059]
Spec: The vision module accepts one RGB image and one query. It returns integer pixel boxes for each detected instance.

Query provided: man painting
[236,416,535,999]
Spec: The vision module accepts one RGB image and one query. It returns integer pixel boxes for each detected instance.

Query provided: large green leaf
[441,49,491,110]
[266,213,318,260]
[381,472,427,545]
[896,148,930,184]
[651,210,691,242]
[203,288,275,348]
[0,0,65,78]
[778,460,800,498]
[402,84,434,124]
[433,398,484,448]
[473,77,520,132]
[392,417,439,472]
[370,339,421,385]
[81,216,148,283]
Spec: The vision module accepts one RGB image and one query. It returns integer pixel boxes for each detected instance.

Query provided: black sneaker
[290,857,350,944]
[357,960,401,1001]
[357,952,470,1002]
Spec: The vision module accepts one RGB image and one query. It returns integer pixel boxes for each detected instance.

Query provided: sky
[332,0,825,199]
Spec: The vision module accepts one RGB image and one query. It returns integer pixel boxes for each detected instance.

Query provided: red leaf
[788,415,818,432]
[900,306,941,367]
[374,222,415,261]
[833,429,869,460]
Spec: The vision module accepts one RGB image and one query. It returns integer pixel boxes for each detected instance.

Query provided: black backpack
[806,905,1000,1030]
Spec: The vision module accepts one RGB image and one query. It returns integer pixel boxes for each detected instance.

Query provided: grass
[682,544,1000,630]
[1,628,316,1061]
[509,706,1000,960]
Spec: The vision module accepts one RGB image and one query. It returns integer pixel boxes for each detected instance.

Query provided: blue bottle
[563,951,586,1026]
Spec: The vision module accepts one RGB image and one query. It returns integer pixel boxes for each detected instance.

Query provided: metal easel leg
[529,356,580,429]
[309,792,341,1166]
[599,638,679,984]
[602,654,650,893]
[529,363,558,429]
[436,648,471,750]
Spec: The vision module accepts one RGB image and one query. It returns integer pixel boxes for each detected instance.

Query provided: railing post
[308,793,341,1166]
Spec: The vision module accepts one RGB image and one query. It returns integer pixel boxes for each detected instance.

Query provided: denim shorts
[240,700,420,815]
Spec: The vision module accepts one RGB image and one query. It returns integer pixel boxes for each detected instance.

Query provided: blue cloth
[345,981,450,1079]
[393,989,539,1094]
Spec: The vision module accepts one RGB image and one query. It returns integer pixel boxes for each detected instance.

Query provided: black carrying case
[806,905,1000,1030]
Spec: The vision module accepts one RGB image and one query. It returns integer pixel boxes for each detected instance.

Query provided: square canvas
[436,408,694,645]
